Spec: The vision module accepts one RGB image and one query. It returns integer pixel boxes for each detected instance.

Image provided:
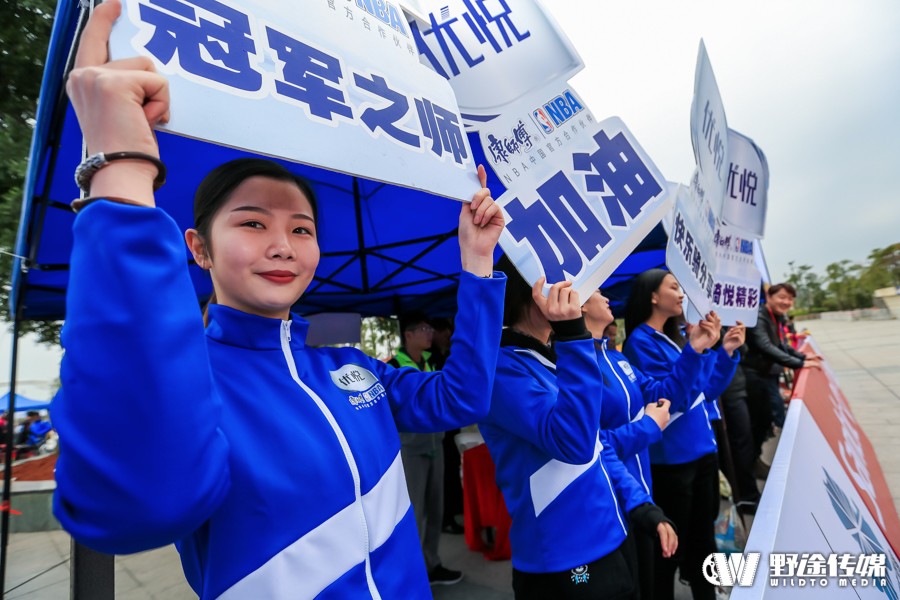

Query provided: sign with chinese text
[711,222,761,326]
[723,128,768,239]
[486,83,670,301]
[407,0,582,117]
[667,183,717,317]
[109,0,479,201]
[690,40,729,223]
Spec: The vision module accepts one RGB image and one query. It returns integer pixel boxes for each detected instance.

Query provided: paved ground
[2,317,897,599]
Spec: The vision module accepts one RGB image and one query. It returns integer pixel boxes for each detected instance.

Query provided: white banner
[406,0,583,117]
[690,40,729,223]
[723,128,769,239]
[730,403,900,599]
[666,182,717,317]
[109,0,478,201]
[484,84,670,301]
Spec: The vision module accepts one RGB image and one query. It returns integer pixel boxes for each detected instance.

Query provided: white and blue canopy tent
[4,0,678,594]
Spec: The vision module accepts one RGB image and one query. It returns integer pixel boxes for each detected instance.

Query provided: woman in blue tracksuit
[479,258,677,600]
[622,270,745,600]
[53,3,505,599]
[581,289,721,600]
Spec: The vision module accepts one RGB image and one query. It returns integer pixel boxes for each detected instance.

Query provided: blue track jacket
[595,337,705,494]
[52,202,505,600]
[479,330,651,573]
[622,324,738,465]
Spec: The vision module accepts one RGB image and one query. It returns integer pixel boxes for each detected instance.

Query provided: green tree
[785,261,826,311]
[0,0,59,344]
[859,243,900,292]
[823,259,870,310]
[359,316,399,360]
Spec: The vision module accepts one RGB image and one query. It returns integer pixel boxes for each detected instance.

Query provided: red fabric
[462,443,512,561]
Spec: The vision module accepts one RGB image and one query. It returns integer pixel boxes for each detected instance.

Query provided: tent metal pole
[0,307,22,597]
[353,178,369,293]
[70,541,113,600]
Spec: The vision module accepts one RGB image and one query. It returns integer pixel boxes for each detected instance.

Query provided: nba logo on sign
[532,108,554,134]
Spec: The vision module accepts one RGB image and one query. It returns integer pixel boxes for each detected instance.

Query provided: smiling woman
[51,1,507,599]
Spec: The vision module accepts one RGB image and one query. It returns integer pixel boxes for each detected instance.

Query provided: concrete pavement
[2,317,898,598]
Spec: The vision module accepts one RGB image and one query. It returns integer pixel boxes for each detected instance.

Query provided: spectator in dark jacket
[742,284,820,455]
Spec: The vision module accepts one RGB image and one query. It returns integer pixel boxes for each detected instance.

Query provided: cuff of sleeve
[629,502,675,534]
[640,414,664,442]
[550,316,590,342]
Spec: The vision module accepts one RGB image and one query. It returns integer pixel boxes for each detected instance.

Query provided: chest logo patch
[617,360,638,383]
[330,365,386,410]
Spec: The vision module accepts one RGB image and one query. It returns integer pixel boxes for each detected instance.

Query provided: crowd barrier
[732,337,900,598]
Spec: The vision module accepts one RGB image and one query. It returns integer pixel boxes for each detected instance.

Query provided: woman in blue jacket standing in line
[622,270,745,600]
[53,3,506,599]
[479,259,677,600]
[582,289,720,600]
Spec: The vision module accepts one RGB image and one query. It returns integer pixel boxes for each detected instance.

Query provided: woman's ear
[185,229,211,270]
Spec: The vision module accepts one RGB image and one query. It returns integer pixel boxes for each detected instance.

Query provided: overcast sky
[544,0,900,282]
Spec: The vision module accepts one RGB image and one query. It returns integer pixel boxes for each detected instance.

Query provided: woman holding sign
[582,289,721,600]
[479,258,677,600]
[53,2,505,598]
[622,270,745,600]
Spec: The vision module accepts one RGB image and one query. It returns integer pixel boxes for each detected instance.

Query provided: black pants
[743,369,773,457]
[650,453,719,600]
[512,538,637,600]
[719,390,760,504]
[631,525,658,600]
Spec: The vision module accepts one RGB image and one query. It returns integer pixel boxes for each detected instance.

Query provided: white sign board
[109,0,478,201]
[407,0,583,117]
[483,82,670,301]
[711,222,762,326]
[723,129,768,239]
[690,40,729,222]
[666,182,717,317]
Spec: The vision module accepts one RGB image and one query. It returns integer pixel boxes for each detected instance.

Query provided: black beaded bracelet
[74,151,167,192]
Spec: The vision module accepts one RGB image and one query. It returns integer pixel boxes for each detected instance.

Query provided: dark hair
[623,268,686,349]
[429,317,453,332]
[494,254,534,327]
[398,311,429,335]
[193,158,318,239]
[767,283,797,298]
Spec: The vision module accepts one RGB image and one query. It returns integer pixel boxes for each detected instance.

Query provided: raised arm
[382,165,505,431]
[53,1,230,553]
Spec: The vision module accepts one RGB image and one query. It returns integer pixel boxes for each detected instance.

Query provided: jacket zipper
[280,321,381,599]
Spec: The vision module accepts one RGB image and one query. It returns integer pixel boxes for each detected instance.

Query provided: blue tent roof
[1,392,52,413]
[11,0,669,322]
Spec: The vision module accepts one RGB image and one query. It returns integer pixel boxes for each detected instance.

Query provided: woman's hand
[688,311,721,353]
[459,165,504,277]
[532,277,581,322]
[645,399,671,431]
[66,0,168,205]
[722,321,746,356]
[658,522,678,558]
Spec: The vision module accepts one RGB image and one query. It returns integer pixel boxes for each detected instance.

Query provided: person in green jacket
[390,311,462,586]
